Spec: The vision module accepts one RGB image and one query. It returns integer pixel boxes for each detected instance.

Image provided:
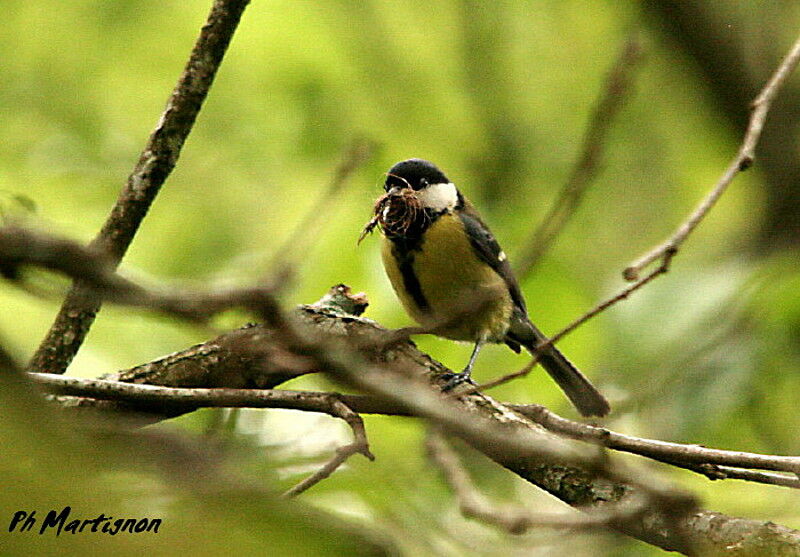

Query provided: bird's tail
[513,321,610,417]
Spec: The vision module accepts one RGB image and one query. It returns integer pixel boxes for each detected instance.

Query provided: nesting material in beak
[358,188,424,243]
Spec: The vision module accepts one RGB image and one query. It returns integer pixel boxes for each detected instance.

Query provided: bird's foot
[440,370,477,392]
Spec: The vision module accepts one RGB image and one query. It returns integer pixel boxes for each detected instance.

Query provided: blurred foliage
[2,1,800,555]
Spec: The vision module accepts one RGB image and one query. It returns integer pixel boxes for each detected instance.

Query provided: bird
[367,158,609,417]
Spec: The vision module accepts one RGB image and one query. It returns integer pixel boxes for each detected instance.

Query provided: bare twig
[0,226,118,287]
[515,403,800,478]
[424,428,558,534]
[282,399,375,498]
[549,252,673,346]
[687,466,800,489]
[28,371,376,498]
[1,225,286,324]
[30,373,402,415]
[516,34,645,278]
[472,252,672,394]
[624,34,800,281]
[468,351,541,393]
[473,33,800,398]
[28,0,251,375]
[266,139,375,282]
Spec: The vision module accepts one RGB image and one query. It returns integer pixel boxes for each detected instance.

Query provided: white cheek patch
[418,182,458,211]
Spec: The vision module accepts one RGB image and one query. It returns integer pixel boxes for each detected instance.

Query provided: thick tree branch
[248,295,711,553]
[21,300,800,553]
[28,0,250,375]
[6,221,800,552]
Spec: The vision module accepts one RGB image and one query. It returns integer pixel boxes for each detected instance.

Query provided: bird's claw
[440,371,477,392]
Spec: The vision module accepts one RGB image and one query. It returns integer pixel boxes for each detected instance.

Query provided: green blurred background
[2,1,800,555]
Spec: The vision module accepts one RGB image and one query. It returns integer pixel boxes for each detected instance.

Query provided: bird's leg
[441,340,484,391]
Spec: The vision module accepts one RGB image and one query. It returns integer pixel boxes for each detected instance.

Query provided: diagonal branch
[27,0,251,375]
[472,251,673,394]
[515,34,645,278]
[624,33,800,281]
[18,298,800,552]
[265,139,375,286]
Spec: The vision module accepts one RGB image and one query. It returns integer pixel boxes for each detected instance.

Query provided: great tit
[372,158,610,417]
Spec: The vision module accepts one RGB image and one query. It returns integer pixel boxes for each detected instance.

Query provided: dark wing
[459,204,610,416]
[457,203,527,315]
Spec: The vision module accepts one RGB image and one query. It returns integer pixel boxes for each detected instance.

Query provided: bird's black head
[385,159,449,192]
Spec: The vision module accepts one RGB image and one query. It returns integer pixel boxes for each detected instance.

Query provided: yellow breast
[381,212,512,342]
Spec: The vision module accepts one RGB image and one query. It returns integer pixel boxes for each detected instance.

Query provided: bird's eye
[419,178,428,188]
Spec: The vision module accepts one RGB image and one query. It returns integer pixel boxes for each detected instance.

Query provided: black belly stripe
[398,255,429,311]
[386,206,446,314]
[389,235,429,313]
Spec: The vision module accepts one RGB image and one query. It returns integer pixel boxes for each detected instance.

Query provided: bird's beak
[386,185,402,196]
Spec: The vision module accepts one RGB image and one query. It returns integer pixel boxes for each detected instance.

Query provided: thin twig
[472,252,673,393]
[425,428,545,534]
[28,0,251,375]
[516,34,645,278]
[549,252,673,347]
[0,226,118,287]
[686,465,800,489]
[282,398,375,498]
[32,373,411,416]
[265,139,375,283]
[515,403,800,477]
[624,34,800,281]
[467,352,541,394]
[27,371,376,497]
